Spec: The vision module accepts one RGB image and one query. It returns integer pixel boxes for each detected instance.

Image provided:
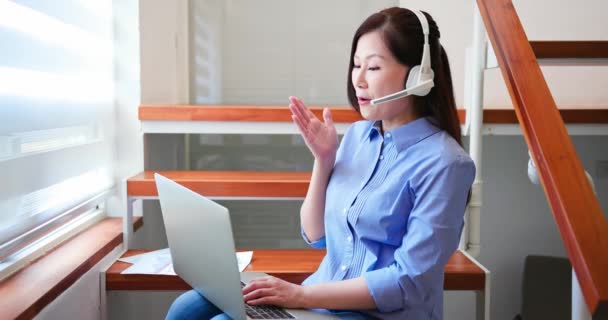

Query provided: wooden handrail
[477,0,608,317]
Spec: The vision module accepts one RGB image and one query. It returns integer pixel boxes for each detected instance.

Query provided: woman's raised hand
[289,96,338,165]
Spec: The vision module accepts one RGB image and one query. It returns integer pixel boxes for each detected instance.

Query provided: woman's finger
[289,104,312,129]
[243,288,274,302]
[247,296,278,306]
[323,107,334,128]
[289,103,310,125]
[294,102,314,123]
[290,109,314,134]
[296,97,317,119]
[288,97,306,116]
[292,115,308,135]
[243,280,269,295]
[291,96,316,120]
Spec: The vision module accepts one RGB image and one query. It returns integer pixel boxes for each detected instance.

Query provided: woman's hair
[347,7,462,145]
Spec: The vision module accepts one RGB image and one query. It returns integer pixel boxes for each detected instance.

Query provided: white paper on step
[119,248,253,275]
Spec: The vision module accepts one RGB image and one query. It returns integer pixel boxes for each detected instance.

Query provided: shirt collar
[367,117,441,152]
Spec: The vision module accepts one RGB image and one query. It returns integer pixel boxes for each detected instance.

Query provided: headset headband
[411,9,431,75]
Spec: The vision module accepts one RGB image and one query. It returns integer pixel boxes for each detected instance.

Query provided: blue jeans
[165,289,373,320]
[166,290,230,320]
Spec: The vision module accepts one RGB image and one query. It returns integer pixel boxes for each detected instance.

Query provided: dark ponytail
[414,43,462,145]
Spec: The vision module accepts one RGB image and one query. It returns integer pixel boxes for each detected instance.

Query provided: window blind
[0,0,115,255]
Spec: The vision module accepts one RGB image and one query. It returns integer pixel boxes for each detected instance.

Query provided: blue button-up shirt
[301,117,476,320]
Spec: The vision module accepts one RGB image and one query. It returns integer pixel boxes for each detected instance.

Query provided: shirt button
[341,265,347,271]
[347,236,352,242]
[379,155,384,160]
[386,132,392,138]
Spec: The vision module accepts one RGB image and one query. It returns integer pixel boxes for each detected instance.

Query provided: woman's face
[352,30,416,130]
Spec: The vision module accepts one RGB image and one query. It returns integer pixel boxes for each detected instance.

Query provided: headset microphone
[371,9,435,106]
[371,79,434,105]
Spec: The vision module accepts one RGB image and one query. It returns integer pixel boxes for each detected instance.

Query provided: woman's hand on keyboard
[242,276,306,309]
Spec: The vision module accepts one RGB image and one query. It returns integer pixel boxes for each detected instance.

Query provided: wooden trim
[480,108,608,123]
[556,109,608,124]
[457,109,466,123]
[0,217,143,320]
[139,105,608,124]
[478,0,608,316]
[128,171,311,197]
[445,251,486,290]
[530,41,608,59]
[139,105,363,123]
[106,249,484,291]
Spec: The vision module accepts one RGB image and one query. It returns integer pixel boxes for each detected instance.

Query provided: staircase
[103,100,608,319]
[116,169,489,289]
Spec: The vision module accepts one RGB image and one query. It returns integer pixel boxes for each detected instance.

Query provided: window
[0,1,115,275]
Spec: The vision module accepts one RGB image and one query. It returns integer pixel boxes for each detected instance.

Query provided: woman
[166,7,474,320]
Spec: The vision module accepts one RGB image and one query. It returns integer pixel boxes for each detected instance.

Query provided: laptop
[155,173,337,320]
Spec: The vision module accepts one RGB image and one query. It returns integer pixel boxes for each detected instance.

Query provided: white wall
[106,0,144,218]
[35,246,123,320]
[187,0,608,108]
[139,0,187,104]
[191,0,398,105]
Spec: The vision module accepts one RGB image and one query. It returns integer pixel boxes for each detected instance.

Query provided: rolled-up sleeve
[363,155,475,312]
[301,227,327,249]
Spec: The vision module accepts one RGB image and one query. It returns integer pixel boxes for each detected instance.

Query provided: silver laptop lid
[155,173,246,320]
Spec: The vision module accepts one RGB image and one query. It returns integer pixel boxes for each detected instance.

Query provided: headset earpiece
[405,65,420,90]
[405,65,434,96]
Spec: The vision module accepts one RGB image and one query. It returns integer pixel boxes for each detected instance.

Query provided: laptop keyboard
[241,282,295,319]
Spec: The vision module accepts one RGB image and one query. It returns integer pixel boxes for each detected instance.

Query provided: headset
[371,9,435,105]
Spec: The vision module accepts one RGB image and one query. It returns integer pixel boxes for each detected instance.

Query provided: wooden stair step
[127,171,311,198]
[139,105,608,124]
[530,41,608,59]
[139,105,363,123]
[106,249,485,291]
